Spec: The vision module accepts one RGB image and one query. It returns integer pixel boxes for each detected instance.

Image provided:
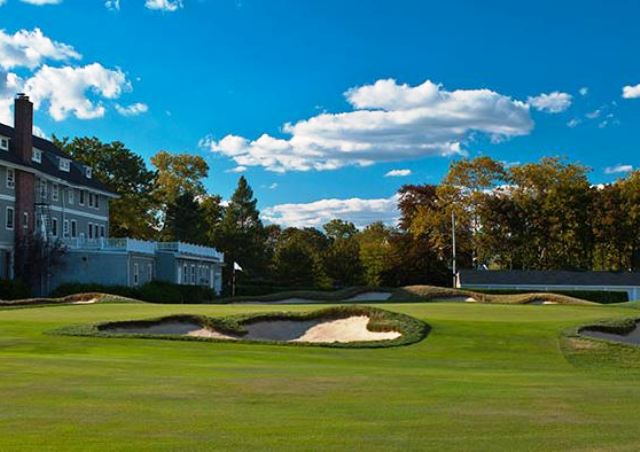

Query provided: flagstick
[232,266,236,297]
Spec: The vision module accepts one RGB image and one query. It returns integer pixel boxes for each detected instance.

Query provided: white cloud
[225,165,247,173]
[605,164,633,174]
[0,28,80,70]
[24,63,129,121]
[268,182,278,190]
[622,84,640,99]
[0,71,22,124]
[0,0,6,5]
[586,109,601,119]
[115,102,148,116]
[203,79,534,173]
[105,0,120,10]
[567,118,581,128]
[145,0,183,11]
[527,91,572,113]
[385,169,412,177]
[20,0,62,4]
[579,87,588,96]
[263,195,399,229]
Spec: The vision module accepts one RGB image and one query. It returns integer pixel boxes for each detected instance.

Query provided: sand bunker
[580,321,640,346]
[71,298,98,305]
[527,300,559,305]
[102,316,401,344]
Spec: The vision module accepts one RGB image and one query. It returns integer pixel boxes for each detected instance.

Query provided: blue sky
[1,0,640,227]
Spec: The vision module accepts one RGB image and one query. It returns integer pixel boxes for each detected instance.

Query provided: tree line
[54,136,640,294]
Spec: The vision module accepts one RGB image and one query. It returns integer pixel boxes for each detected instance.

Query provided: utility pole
[452,211,457,288]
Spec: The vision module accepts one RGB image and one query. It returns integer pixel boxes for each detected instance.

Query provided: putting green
[2,301,640,450]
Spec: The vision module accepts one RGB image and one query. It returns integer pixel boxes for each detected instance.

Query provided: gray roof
[0,123,116,195]
[459,270,640,287]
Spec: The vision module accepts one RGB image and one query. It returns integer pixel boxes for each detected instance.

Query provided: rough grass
[4,302,640,449]
[225,284,596,305]
[53,305,430,349]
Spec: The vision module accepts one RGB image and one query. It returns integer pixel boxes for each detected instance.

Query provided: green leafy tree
[53,136,158,239]
[357,222,393,286]
[162,191,206,244]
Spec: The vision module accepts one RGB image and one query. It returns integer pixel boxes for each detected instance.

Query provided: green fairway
[2,302,640,450]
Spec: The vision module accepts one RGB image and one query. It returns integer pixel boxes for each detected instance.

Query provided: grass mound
[225,284,595,306]
[53,305,430,349]
[0,292,141,308]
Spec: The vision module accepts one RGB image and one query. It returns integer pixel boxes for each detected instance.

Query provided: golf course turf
[3,300,640,450]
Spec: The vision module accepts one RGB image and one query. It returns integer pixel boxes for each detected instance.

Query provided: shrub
[50,281,216,304]
[0,279,31,300]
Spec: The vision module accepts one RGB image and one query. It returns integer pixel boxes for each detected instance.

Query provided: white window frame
[95,195,100,209]
[147,263,153,281]
[63,219,70,238]
[51,217,58,237]
[79,190,85,206]
[52,184,59,202]
[32,148,42,163]
[22,212,28,230]
[59,158,71,172]
[39,179,47,200]
[88,222,93,239]
[0,137,8,151]
[6,168,14,189]
[88,193,94,208]
[68,189,74,205]
[100,225,105,238]
[6,207,14,230]
[85,167,92,179]
[191,265,196,284]
[182,264,188,284]
[71,219,77,238]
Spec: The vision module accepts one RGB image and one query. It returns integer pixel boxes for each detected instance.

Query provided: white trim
[49,205,108,222]
[5,206,13,230]
[0,160,118,199]
[6,168,14,190]
[0,194,14,202]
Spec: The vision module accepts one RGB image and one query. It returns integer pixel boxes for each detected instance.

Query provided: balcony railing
[62,238,223,260]
[62,237,157,255]
[156,242,223,260]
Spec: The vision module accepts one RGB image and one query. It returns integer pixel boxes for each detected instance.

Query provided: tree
[162,191,206,244]
[53,136,158,239]
[200,194,225,248]
[357,222,393,286]
[151,151,209,204]
[324,219,358,241]
[218,177,267,288]
[272,228,328,287]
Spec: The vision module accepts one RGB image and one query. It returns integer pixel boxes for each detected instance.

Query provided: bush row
[50,281,216,304]
[0,279,31,300]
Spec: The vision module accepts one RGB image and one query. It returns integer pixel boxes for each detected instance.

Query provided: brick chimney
[14,94,33,164]
[13,94,35,241]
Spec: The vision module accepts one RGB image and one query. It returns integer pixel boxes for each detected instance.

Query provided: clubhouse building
[0,94,224,295]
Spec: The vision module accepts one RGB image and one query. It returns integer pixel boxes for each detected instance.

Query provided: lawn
[1,301,640,450]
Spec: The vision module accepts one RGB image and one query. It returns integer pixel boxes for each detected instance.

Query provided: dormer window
[59,158,70,172]
[85,166,92,179]
[32,148,42,163]
[0,137,8,151]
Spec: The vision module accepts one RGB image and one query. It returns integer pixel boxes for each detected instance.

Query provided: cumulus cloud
[115,102,148,116]
[202,79,534,172]
[145,0,183,11]
[262,195,400,229]
[527,91,572,113]
[385,169,412,177]
[0,28,80,70]
[622,84,640,99]
[605,164,633,174]
[579,87,588,96]
[24,63,129,121]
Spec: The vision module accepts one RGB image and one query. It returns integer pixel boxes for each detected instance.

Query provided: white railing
[62,237,157,254]
[156,241,222,259]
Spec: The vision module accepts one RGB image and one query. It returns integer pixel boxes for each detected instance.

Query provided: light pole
[452,211,457,288]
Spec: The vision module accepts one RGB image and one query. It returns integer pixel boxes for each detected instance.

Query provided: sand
[104,316,401,344]
[71,298,98,305]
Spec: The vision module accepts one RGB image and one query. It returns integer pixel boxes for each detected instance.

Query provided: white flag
[233,262,243,272]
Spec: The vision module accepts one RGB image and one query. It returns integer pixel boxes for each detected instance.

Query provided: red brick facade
[13,95,35,243]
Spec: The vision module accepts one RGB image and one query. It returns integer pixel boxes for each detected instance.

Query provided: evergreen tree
[162,191,206,244]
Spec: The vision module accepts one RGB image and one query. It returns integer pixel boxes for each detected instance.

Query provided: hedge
[50,281,216,304]
[0,279,31,300]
